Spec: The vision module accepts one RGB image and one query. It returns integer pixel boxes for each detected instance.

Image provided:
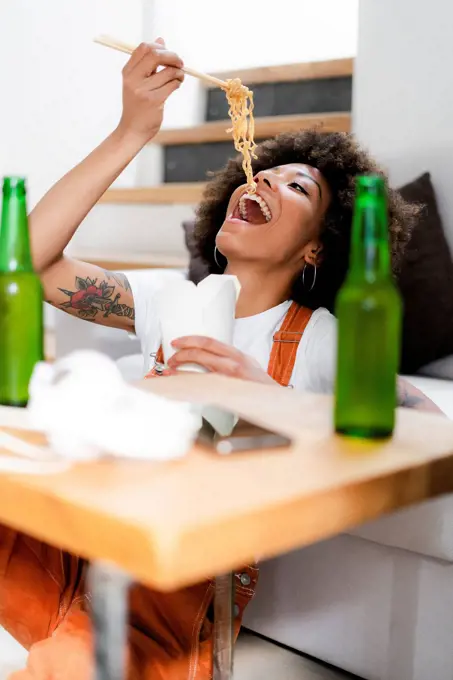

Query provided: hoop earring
[302,263,317,292]
[214,246,222,269]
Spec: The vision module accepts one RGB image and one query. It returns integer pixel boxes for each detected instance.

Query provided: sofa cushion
[419,355,453,381]
[350,496,453,562]
[398,173,453,373]
[349,375,453,561]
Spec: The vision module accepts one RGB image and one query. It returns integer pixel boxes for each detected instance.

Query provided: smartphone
[196,405,292,455]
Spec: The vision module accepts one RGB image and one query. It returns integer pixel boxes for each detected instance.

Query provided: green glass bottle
[0,177,43,406]
[334,175,402,439]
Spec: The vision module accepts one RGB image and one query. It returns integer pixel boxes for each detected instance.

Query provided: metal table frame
[90,564,235,680]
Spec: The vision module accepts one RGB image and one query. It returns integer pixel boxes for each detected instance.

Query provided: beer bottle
[0,177,43,406]
[334,175,402,438]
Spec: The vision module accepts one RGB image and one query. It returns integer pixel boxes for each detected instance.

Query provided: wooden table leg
[89,563,130,680]
[213,572,235,680]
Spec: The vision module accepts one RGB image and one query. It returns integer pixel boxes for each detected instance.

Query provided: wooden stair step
[208,58,354,87]
[72,251,189,271]
[155,113,351,146]
[99,183,206,205]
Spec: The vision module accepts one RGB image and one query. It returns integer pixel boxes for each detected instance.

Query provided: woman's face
[217,163,331,270]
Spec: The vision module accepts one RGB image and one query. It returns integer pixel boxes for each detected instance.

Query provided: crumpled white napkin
[27,350,200,461]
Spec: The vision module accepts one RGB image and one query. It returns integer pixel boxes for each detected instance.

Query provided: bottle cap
[356,174,385,196]
[2,177,26,197]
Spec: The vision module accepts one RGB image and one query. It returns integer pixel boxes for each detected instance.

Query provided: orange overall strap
[267,302,313,387]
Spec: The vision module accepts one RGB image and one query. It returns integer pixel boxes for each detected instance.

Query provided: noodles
[223,78,257,193]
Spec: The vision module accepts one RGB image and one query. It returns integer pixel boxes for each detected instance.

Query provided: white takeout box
[155,274,241,372]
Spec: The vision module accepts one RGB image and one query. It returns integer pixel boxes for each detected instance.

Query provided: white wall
[0,0,359,203]
[0,0,142,209]
[74,0,359,250]
[0,0,359,259]
[146,0,359,129]
[353,0,453,251]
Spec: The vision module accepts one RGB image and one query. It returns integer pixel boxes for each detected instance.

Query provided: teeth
[239,197,248,221]
[238,193,272,223]
[254,195,272,222]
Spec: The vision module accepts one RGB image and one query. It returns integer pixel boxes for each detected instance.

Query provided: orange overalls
[0,302,311,680]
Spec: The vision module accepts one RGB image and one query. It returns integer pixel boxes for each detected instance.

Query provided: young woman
[2,41,440,680]
[27,40,435,409]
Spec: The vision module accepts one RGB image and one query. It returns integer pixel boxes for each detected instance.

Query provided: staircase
[71,57,354,270]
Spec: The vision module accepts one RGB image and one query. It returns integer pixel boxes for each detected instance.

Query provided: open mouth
[231,192,273,225]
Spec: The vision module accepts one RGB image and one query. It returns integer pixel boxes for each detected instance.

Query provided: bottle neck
[348,193,392,284]
[0,186,33,273]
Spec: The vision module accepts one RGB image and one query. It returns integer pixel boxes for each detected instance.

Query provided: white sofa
[244,377,453,680]
[53,273,453,680]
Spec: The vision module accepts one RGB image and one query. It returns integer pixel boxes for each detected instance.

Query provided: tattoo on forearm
[397,378,442,414]
[59,273,134,321]
[398,383,425,409]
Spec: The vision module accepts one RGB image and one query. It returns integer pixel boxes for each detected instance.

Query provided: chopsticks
[0,429,53,461]
[0,430,71,475]
[94,35,228,89]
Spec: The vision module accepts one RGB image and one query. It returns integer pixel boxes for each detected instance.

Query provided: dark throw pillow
[398,172,453,374]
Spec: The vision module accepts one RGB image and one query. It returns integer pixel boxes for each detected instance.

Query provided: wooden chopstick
[94,35,228,89]
[0,430,53,461]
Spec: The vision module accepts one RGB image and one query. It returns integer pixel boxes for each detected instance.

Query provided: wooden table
[1,374,453,678]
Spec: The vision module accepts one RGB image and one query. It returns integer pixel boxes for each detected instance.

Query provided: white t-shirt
[127,270,337,394]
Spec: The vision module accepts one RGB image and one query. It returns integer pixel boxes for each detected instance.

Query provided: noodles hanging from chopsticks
[94,37,258,190]
[223,78,257,193]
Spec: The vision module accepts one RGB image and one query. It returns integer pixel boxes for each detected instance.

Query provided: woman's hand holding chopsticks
[118,37,184,144]
[28,39,184,285]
